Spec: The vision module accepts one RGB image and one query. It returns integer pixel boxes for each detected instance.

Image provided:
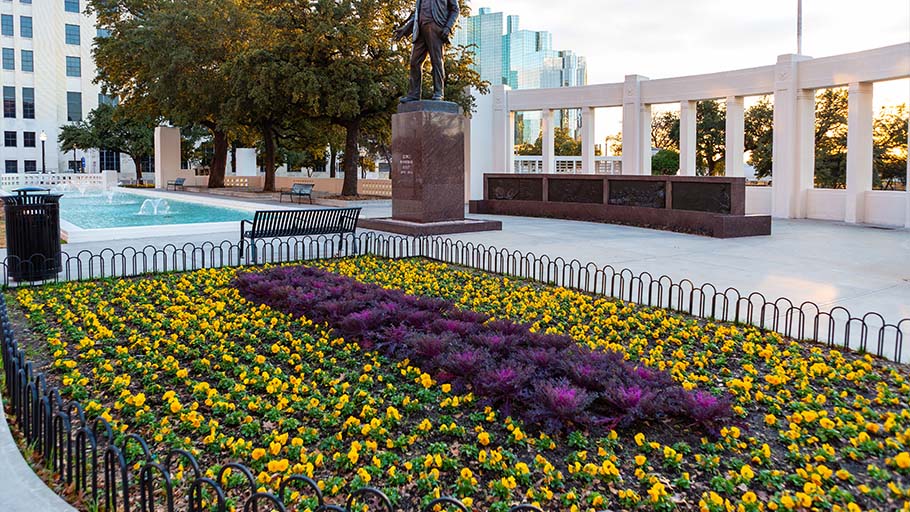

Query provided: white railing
[0,171,119,190]
[513,156,622,174]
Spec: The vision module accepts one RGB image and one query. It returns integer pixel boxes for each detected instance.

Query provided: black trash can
[3,187,63,281]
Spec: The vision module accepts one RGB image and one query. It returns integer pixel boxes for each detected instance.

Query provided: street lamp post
[39,130,47,173]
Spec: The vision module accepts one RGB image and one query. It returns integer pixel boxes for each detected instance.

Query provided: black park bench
[279,183,315,204]
[166,177,186,191]
[239,207,361,263]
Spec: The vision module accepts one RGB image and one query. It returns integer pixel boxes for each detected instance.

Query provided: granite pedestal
[360,101,501,236]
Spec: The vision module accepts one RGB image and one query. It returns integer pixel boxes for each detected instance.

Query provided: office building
[454,8,587,144]
[0,0,142,176]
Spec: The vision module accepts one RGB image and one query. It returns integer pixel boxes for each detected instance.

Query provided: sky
[473,0,910,142]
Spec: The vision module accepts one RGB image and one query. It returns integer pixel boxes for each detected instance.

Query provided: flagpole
[797,0,803,55]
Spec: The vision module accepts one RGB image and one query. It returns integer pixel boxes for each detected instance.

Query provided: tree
[58,104,155,183]
[265,0,485,196]
[515,127,581,156]
[873,104,908,190]
[651,149,680,175]
[651,111,679,152]
[695,100,726,176]
[90,0,245,188]
[744,96,774,179]
[813,88,849,188]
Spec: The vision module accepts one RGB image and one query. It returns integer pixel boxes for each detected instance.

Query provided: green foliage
[813,88,849,188]
[873,104,908,190]
[515,127,581,156]
[745,90,907,189]
[651,149,680,175]
[651,111,680,152]
[90,0,246,187]
[57,103,155,183]
[647,102,725,175]
[744,97,774,180]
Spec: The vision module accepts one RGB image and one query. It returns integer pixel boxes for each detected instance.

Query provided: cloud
[472,0,909,83]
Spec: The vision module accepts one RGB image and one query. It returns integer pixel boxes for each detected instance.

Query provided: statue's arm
[444,0,459,31]
[394,13,415,40]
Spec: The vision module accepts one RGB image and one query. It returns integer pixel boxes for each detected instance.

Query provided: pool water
[59,191,252,229]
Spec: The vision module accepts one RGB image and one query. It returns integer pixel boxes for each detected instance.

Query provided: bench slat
[245,207,361,240]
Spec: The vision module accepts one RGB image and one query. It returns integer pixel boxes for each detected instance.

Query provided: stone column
[622,74,650,175]
[725,96,745,177]
[235,149,258,176]
[845,81,873,224]
[507,111,516,173]
[542,109,555,173]
[581,107,596,173]
[153,126,181,189]
[679,100,697,176]
[771,54,814,218]
[905,114,910,228]
[490,85,512,174]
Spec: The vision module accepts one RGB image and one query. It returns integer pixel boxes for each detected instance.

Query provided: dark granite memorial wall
[471,174,769,238]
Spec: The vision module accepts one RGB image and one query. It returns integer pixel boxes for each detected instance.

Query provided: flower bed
[8,256,910,511]
[234,266,731,435]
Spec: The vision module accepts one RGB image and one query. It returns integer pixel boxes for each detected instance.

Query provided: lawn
[9,256,910,511]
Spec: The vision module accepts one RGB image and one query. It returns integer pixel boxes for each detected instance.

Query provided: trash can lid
[13,186,51,194]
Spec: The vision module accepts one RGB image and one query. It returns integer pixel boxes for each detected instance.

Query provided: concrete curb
[0,393,76,511]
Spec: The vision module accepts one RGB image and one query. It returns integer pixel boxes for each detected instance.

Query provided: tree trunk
[329,143,337,178]
[262,123,277,192]
[133,157,143,186]
[341,120,360,197]
[207,128,228,188]
[230,144,237,176]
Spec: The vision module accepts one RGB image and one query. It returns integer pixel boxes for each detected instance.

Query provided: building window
[65,24,80,45]
[65,56,81,77]
[22,87,33,118]
[2,86,14,118]
[21,0,33,5]
[0,15,12,37]
[64,0,79,13]
[24,160,36,173]
[4,161,17,174]
[1,48,13,70]
[20,49,32,72]
[3,131,15,147]
[96,28,111,38]
[140,155,155,174]
[99,149,121,171]
[98,93,117,107]
[20,16,32,38]
[66,91,81,121]
[23,131,35,147]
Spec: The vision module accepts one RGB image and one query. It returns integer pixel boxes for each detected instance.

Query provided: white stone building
[0,0,143,179]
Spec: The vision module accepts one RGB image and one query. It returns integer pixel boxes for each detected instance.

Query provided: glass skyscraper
[454,8,587,144]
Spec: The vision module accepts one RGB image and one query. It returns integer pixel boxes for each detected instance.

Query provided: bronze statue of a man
[393,0,460,102]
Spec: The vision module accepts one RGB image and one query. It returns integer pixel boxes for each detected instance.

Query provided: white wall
[806,189,847,221]
[745,187,772,215]
[863,191,908,227]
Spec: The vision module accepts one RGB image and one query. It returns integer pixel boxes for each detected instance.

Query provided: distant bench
[239,207,361,262]
[279,183,314,204]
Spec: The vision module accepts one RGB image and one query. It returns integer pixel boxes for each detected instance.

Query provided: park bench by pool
[279,183,315,204]
[166,178,186,191]
[239,207,361,262]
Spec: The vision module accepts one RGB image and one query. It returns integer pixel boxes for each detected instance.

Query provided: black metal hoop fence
[0,232,907,511]
[2,232,906,363]
[1,293,538,511]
